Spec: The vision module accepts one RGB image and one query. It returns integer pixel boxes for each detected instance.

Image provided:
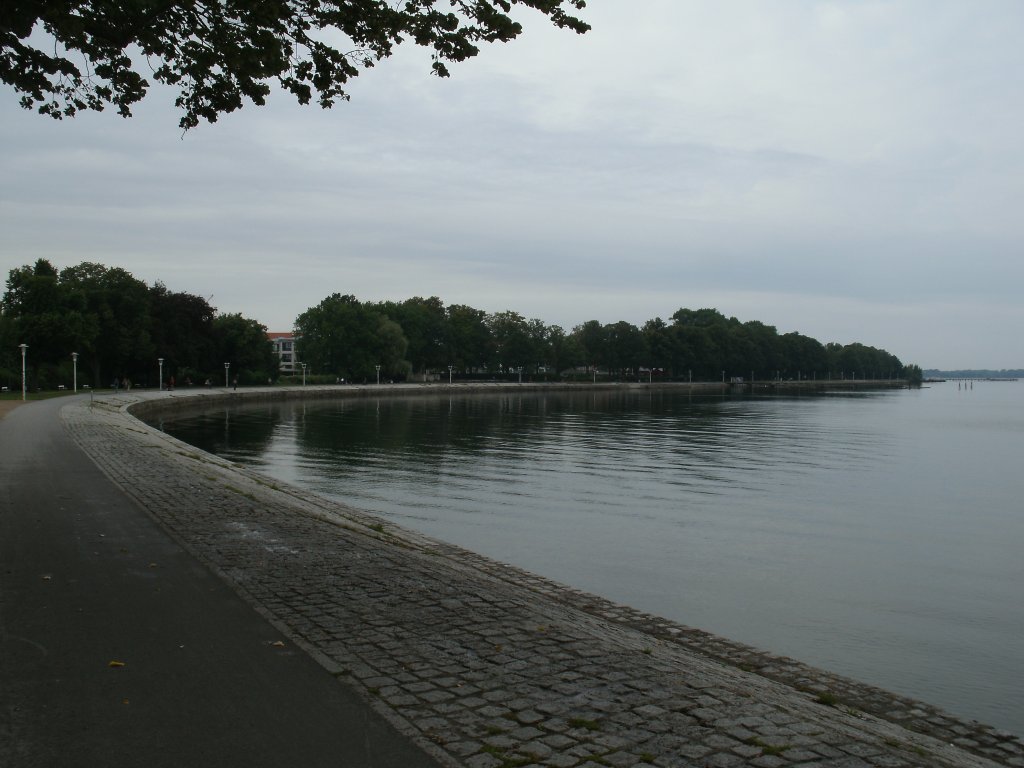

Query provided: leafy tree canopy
[2,0,589,129]
[294,293,410,380]
[1,259,277,388]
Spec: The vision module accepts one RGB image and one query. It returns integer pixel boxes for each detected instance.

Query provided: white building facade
[268,332,299,374]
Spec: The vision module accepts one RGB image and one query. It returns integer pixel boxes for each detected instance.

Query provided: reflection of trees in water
[157,389,828,474]
[156,401,279,459]
[288,390,783,471]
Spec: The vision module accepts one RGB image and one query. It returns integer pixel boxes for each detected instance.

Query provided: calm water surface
[155,382,1024,733]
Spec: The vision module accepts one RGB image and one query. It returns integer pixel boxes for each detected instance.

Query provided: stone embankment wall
[63,384,1020,768]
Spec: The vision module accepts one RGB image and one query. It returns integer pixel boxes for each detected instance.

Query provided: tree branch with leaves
[1,0,589,128]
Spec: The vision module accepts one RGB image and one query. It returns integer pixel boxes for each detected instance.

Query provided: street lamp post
[301,362,307,386]
[448,365,453,384]
[72,352,79,393]
[19,344,28,401]
[375,365,381,385]
[224,362,230,388]
[158,358,164,391]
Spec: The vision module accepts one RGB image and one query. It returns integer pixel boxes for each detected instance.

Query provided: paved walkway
[0,395,442,768]
[5,388,1024,767]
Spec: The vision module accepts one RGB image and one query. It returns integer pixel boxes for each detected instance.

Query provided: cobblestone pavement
[64,390,1024,768]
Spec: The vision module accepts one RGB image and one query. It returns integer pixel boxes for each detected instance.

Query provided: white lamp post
[20,344,28,401]
[301,362,307,386]
[448,364,453,384]
[158,357,164,391]
[224,362,230,388]
[375,364,381,385]
[72,352,79,393]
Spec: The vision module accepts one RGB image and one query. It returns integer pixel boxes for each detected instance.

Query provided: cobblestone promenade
[64,389,1023,768]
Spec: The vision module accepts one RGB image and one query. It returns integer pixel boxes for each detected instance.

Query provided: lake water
[153,381,1024,734]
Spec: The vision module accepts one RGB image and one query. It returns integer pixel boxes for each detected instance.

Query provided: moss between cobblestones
[745,736,791,756]
[479,744,533,768]
[814,690,840,707]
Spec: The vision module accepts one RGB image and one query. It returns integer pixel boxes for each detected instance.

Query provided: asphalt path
[0,396,441,768]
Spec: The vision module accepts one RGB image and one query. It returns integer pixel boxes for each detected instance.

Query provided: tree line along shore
[1,259,922,392]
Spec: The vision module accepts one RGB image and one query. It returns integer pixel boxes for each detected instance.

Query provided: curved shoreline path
[0,395,443,768]
[3,387,1022,768]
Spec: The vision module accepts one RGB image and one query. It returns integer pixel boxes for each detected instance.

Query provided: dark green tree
[670,308,734,379]
[286,294,919,387]
[377,296,449,376]
[59,262,153,386]
[739,320,780,377]
[2,259,286,389]
[526,318,550,374]
[149,283,217,383]
[571,319,606,373]
[3,1,589,129]
[904,364,923,385]
[670,325,716,380]
[487,310,533,373]
[212,313,278,384]
[545,324,581,375]
[604,320,644,378]
[777,332,827,379]
[447,303,492,372]
[671,307,729,328]
[1,261,74,377]
[1,260,78,388]
[375,316,411,380]
[642,317,674,377]
[295,293,409,380]
[825,342,903,380]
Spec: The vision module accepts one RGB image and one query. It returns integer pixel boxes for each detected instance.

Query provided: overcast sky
[2,1,1022,369]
